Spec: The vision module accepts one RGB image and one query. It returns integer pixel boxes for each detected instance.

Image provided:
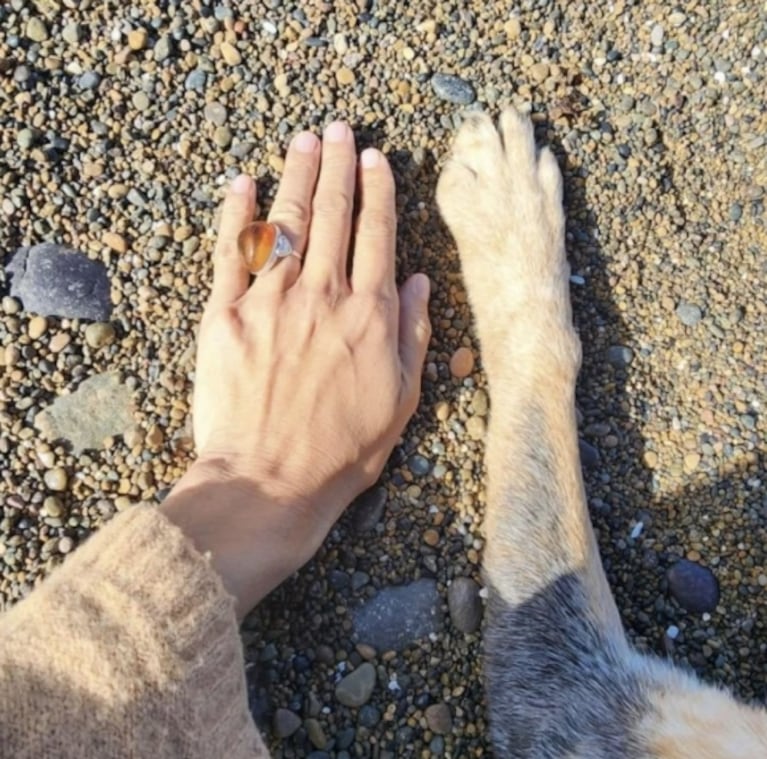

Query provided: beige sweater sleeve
[0,504,271,759]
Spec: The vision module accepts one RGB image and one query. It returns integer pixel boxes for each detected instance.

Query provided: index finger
[210,174,256,308]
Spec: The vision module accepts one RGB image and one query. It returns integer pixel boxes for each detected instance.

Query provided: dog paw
[436,107,568,318]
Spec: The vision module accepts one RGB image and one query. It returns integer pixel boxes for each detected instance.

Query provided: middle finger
[301,121,357,294]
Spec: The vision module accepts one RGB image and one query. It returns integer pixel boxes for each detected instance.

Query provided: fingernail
[231,174,252,194]
[324,121,350,143]
[293,131,318,153]
[413,273,430,299]
[360,148,380,169]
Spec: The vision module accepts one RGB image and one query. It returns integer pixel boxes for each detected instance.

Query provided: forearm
[0,504,269,758]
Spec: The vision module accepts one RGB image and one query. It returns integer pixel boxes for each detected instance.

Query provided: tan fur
[436,107,767,757]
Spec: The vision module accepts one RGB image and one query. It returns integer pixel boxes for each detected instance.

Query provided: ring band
[238,221,300,274]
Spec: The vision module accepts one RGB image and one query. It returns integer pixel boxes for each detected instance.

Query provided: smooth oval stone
[667,559,720,613]
[431,73,476,105]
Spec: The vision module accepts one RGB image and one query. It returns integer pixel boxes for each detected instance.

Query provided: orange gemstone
[238,221,276,272]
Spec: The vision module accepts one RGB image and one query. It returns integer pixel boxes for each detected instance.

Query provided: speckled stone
[6,244,111,321]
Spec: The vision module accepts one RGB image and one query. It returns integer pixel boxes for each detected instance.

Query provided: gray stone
[729,203,743,221]
[77,71,101,90]
[204,101,228,126]
[349,485,387,533]
[578,439,600,469]
[353,579,443,650]
[26,17,49,42]
[16,128,36,150]
[62,22,82,45]
[606,345,633,368]
[154,35,173,62]
[675,301,703,327]
[273,708,301,738]
[6,244,111,321]
[431,73,476,105]
[34,373,134,454]
[667,559,720,614]
[335,662,376,707]
[447,577,483,633]
[185,69,207,91]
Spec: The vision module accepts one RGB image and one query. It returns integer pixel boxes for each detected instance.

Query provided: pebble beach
[1,1,766,757]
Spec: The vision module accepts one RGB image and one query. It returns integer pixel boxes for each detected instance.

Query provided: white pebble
[666,625,680,640]
[630,522,644,539]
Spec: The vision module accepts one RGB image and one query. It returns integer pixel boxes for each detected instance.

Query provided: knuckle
[312,190,354,220]
[358,208,397,239]
[270,196,311,229]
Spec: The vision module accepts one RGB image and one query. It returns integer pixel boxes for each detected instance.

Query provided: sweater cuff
[38,503,268,757]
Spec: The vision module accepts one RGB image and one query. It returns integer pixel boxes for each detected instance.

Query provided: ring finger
[252,130,321,294]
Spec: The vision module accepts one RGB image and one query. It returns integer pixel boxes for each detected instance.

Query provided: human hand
[162,122,431,616]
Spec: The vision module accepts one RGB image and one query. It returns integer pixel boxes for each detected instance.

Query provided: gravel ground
[1,1,766,757]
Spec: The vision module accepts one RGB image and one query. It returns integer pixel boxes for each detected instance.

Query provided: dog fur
[435,107,767,758]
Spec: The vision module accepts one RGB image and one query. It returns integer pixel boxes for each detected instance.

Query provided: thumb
[399,273,432,395]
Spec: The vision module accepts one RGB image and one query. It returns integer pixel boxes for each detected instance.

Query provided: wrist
[159,459,324,620]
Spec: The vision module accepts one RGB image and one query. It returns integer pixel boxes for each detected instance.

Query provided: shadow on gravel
[548,122,767,703]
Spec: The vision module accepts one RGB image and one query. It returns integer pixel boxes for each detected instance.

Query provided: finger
[351,148,397,295]
[398,273,431,405]
[301,121,356,293]
[210,174,255,307]
[256,130,321,294]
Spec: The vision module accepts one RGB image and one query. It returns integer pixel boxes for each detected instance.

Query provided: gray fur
[486,573,650,758]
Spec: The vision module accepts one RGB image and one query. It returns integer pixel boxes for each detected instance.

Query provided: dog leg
[437,108,767,758]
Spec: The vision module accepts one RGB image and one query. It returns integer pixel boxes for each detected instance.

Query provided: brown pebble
[336,67,355,86]
[466,416,486,440]
[220,41,242,66]
[49,333,71,353]
[28,315,48,340]
[425,702,453,734]
[449,347,474,378]
[102,232,128,254]
[435,401,450,421]
[683,452,701,473]
[146,424,164,449]
[423,528,440,546]
[127,28,148,51]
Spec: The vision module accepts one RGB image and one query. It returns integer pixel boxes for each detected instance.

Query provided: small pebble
[449,347,474,378]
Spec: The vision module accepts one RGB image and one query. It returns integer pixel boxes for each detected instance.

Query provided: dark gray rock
[675,301,702,327]
[358,704,381,728]
[6,244,111,320]
[349,485,387,533]
[353,579,443,650]
[447,577,483,633]
[273,708,301,738]
[407,454,431,476]
[606,345,633,368]
[431,73,476,105]
[667,559,720,613]
[578,439,600,469]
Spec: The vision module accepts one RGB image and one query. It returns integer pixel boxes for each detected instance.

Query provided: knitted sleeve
[0,504,270,758]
